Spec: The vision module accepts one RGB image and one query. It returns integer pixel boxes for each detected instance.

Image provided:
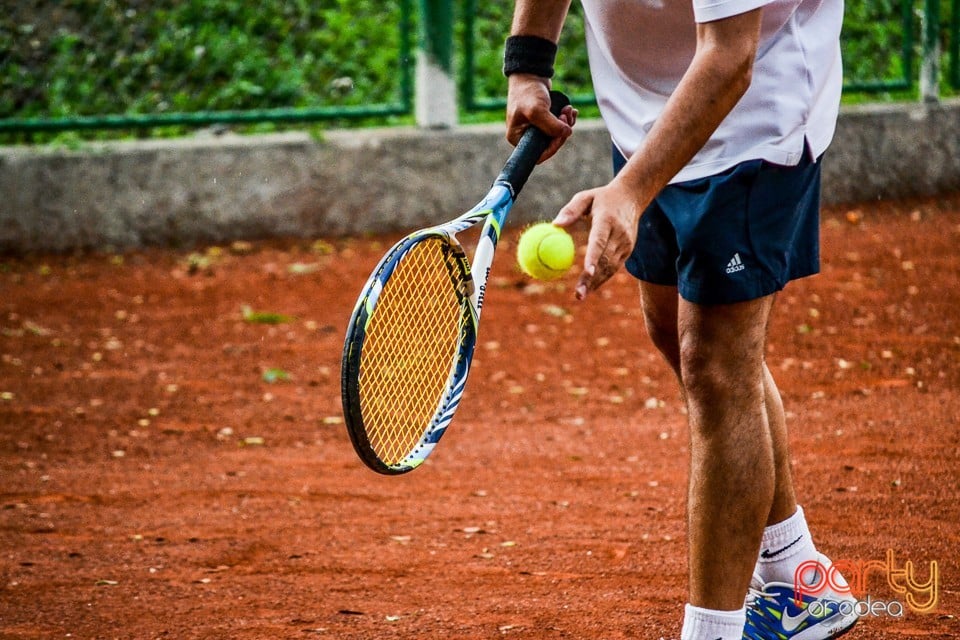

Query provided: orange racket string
[358,238,467,465]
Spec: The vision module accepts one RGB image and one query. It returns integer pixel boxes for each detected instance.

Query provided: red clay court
[1,195,958,639]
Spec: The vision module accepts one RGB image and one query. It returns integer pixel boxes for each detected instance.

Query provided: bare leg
[761,363,797,526]
[677,295,777,610]
[639,282,682,381]
[640,282,797,532]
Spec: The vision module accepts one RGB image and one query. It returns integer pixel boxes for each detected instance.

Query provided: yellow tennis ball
[516,222,575,281]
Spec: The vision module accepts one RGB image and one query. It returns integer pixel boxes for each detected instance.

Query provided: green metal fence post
[920,0,941,102]
[416,0,457,128]
[950,0,960,89]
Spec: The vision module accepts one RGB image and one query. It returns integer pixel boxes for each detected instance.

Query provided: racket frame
[341,186,512,474]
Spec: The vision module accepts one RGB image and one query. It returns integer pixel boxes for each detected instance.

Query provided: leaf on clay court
[262,368,291,383]
[288,262,320,275]
[184,252,215,274]
[230,240,254,255]
[241,436,265,446]
[541,304,568,318]
[311,240,335,255]
[321,416,343,425]
[385,615,401,622]
[241,305,294,324]
[338,609,364,616]
[22,320,52,336]
[95,579,118,586]
[390,535,411,544]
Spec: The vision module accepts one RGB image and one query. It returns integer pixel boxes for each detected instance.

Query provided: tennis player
[503,1,859,639]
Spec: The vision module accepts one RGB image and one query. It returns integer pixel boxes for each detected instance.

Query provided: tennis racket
[341,90,570,475]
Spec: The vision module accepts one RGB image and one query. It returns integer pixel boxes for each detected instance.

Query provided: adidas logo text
[725,253,745,274]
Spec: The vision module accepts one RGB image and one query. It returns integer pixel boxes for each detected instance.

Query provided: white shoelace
[744,583,777,609]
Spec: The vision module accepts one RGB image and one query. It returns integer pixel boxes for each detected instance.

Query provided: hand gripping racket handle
[494,90,570,198]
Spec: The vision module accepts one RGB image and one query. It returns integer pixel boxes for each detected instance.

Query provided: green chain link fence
[0,0,957,141]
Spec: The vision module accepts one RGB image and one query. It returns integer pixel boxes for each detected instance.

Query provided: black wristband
[503,35,557,78]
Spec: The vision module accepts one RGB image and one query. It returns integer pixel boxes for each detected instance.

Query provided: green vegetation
[0,0,956,143]
[2,1,407,116]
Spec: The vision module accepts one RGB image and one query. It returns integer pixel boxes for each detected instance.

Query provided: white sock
[756,505,819,585]
[680,604,746,640]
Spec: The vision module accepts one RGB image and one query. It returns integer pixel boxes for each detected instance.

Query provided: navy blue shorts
[615,146,822,305]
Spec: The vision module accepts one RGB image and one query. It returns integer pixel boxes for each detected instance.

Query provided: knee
[679,334,763,407]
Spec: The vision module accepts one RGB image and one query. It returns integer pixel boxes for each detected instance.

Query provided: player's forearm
[510,0,571,42]
[616,10,762,204]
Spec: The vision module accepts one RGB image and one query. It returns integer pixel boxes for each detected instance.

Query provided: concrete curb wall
[1,99,959,253]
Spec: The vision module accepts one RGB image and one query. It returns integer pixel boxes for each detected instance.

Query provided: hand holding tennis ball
[516,222,576,281]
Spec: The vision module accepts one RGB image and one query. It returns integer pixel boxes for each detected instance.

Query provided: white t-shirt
[580,0,843,183]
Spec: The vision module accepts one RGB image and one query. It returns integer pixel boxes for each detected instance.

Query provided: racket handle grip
[495,90,571,198]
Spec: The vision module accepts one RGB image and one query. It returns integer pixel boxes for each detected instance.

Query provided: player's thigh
[639,281,681,369]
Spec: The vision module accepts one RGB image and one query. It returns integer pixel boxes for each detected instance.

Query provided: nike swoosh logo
[782,608,812,632]
[760,534,804,559]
